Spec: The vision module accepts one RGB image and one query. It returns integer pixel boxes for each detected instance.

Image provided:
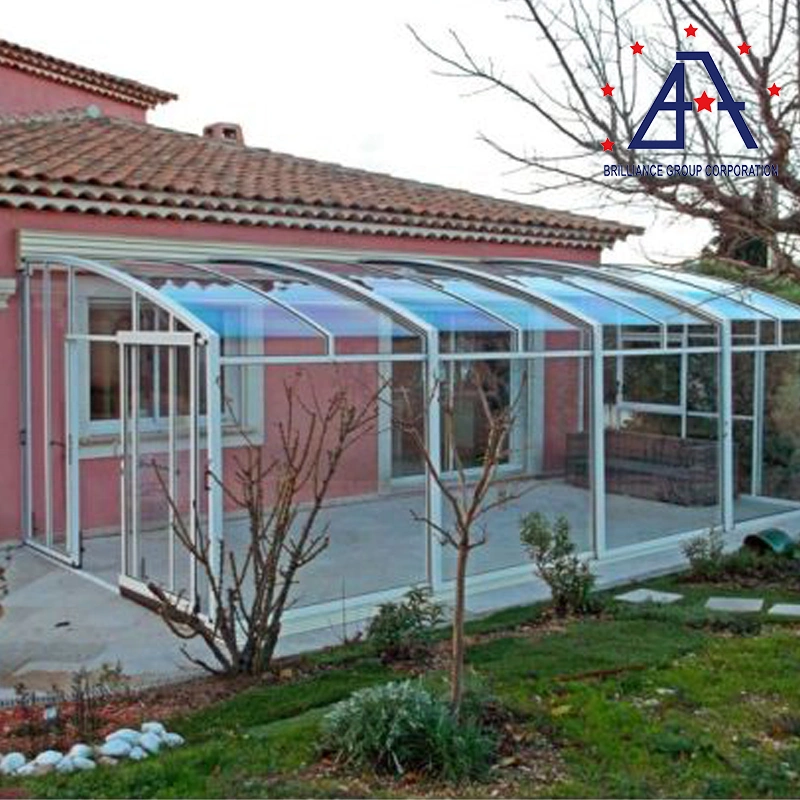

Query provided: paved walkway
[0,548,207,699]
[615,588,800,617]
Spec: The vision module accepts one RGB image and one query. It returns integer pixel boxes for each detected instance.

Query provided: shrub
[520,512,595,616]
[681,526,725,579]
[319,681,495,782]
[367,587,444,662]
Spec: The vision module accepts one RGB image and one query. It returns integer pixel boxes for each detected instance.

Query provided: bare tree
[148,376,380,676]
[412,0,800,273]
[396,364,525,717]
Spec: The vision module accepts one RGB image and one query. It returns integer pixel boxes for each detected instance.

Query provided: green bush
[681,527,725,579]
[319,681,495,782]
[520,512,595,616]
[366,587,444,662]
[681,528,799,585]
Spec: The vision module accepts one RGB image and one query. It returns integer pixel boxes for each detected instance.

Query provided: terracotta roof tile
[0,40,176,109]
[0,108,640,247]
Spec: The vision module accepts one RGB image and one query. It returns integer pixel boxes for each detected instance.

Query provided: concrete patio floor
[1,482,797,700]
[82,480,798,609]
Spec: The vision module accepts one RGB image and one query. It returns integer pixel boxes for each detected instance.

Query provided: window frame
[74,279,263,456]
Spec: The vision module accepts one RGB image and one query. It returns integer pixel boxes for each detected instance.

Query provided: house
[1,38,797,631]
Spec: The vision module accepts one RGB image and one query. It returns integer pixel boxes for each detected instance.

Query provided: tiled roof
[0,108,640,247]
[0,40,176,109]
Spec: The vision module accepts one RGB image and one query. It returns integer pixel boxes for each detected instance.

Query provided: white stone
[73,756,96,771]
[68,743,94,760]
[35,750,63,767]
[615,589,683,604]
[129,747,148,761]
[16,763,36,777]
[768,603,800,617]
[140,732,162,754]
[99,738,132,759]
[141,721,167,737]
[163,732,185,748]
[97,755,119,767]
[0,752,26,775]
[706,596,764,613]
[56,757,75,774]
[106,727,141,745]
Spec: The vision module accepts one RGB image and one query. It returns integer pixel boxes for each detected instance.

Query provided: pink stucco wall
[0,65,148,120]
[0,208,603,541]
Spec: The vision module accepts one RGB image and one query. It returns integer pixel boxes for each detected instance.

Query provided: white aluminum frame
[18,250,800,631]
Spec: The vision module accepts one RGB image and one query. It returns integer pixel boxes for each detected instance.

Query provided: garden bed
[2,576,800,798]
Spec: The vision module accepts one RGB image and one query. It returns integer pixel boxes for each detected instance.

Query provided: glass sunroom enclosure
[20,254,800,621]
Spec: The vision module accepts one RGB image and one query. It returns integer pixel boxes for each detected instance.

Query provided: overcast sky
[3,0,714,264]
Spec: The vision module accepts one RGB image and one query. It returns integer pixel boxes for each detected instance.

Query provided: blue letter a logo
[629,51,757,150]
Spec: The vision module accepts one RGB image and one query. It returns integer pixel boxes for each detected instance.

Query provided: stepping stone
[615,589,683,604]
[768,603,800,617]
[705,597,764,613]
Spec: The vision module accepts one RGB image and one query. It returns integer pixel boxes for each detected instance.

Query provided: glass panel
[655,270,800,320]
[621,355,681,406]
[604,355,721,549]
[568,274,703,326]
[761,352,800,504]
[216,359,428,610]
[358,275,514,336]
[782,320,800,344]
[87,299,132,420]
[687,353,717,413]
[760,320,777,345]
[440,358,512,471]
[733,353,754,417]
[392,359,425,478]
[732,320,756,345]
[368,261,582,334]
[618,325,664,350]
[211,262,423,354]
[729,351,798,524]
[441,354,593,580]
[117,261,327,356]
[391,352,516,478]
[507,274,657,326]
[610,269,769,321]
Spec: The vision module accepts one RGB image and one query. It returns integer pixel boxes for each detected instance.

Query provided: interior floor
[77,480,798,609]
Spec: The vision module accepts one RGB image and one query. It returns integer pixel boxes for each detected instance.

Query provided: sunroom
[20,254,800,627]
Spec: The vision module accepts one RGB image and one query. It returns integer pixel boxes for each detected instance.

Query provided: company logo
[600,27,782,178]
[629,51,756,149]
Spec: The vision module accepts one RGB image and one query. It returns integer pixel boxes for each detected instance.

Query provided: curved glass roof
[44,255,800,357]
[600,265,800,323]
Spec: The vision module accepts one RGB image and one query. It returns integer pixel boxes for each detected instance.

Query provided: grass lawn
[6,573,800,798]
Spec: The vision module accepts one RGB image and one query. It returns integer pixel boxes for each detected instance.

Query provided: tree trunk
[450,531,469,719]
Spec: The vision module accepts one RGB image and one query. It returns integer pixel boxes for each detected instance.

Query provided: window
[390,332,521,479]
[76,286,261,448]
[88,301,129,421]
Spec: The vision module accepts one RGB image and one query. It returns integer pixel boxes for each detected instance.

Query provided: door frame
[117,329,200,601]
[20,263,82,566]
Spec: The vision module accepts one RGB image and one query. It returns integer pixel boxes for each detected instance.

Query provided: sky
[2,0,715,264]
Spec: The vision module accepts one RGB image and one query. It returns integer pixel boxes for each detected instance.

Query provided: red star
[694,90,715,112]
[684,24,698,37]
[768,83,781,96]
[631,41,644,54]
[601,138,614,151]
[738,41,751,55]
[602,83,614,96]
